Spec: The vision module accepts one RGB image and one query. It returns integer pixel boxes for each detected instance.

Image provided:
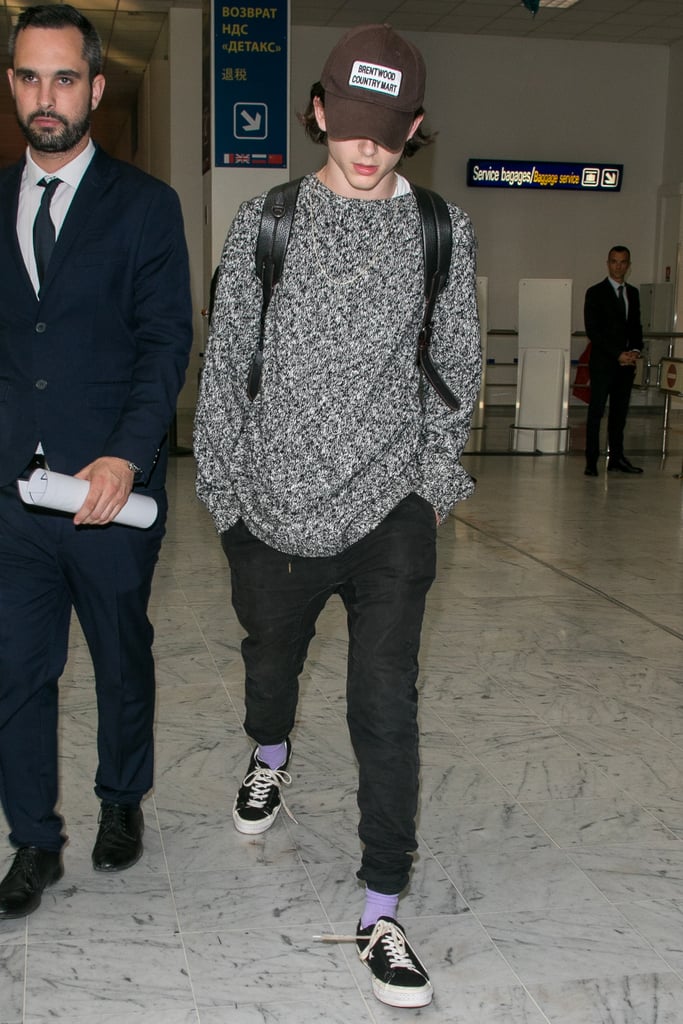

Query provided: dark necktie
[617,284,626,319]
[33,177,61,286]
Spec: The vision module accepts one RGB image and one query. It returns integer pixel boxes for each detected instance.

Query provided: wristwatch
[127,461,142,475]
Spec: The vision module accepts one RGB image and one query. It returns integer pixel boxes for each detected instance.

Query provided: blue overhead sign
[467,159,623,192]
[214,1,288,168]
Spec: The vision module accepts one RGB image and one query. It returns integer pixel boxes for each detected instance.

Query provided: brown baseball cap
[319,24,426,151]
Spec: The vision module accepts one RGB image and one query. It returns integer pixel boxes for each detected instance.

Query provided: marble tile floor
[2,443,683,1023]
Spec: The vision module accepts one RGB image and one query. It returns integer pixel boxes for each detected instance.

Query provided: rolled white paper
[17,469,158,529]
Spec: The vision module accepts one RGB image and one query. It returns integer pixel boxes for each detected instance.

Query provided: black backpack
[247,177,460,411]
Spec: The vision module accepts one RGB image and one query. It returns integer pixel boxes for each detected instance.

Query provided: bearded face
[18,104,92,153]
[8,25,105,164]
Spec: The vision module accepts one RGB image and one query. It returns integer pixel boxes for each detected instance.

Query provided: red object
[572,342,591,404]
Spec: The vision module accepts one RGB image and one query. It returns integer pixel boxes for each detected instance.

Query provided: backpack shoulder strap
[255,177,303,291]
[248,178,302,401]
[411,185,460,411]
[412,184,452,301]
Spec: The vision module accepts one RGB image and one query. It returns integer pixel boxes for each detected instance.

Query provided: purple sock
[361,888,399,929]
[256,742,287,770]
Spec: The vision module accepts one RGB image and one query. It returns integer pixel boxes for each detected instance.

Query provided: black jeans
[221,492,437,894]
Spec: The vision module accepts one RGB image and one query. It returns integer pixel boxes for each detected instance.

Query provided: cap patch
[348,60,403,98]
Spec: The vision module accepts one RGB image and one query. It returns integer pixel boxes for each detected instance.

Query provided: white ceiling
[2,0,683,165]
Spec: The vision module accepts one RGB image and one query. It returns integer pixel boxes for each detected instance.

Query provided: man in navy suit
[0,4,192,918]
[584,246,643,476]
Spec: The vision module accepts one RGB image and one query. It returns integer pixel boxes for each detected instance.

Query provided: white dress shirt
[16,140,96,296]
[608,275,629,316]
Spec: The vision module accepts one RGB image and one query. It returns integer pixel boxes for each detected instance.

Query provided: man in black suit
[0,4,192,918]
[584,246,643,476]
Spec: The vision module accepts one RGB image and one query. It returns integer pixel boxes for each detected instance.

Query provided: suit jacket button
[35,379,48,390]
[35,322,47,333]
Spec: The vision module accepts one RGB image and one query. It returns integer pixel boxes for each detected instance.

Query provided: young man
[195,24,480,1008]
[0,4,192,919]
[584,246,644,476]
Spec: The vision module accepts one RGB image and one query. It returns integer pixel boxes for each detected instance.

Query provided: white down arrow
[241,110,262,132]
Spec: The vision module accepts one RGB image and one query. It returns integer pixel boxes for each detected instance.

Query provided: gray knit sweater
[194,173,481,557]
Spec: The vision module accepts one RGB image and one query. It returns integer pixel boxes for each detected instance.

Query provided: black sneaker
[232,739,293,835]
[356,916,433,1008]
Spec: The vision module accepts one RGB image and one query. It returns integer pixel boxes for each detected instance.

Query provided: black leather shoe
[92,802,143,872]
[0,847,63,919]
[608,457,643,474]
[584,465,598,477]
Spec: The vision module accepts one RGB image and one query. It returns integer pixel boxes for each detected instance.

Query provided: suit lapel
[39,147,119,293]
[625,283,637,327]
[0,159,39,302]
[603,278,619,309]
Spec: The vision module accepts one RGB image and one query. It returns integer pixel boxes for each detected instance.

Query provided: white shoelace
[242,764,297,823]
[315,919,422,973]
[358,919,422,973]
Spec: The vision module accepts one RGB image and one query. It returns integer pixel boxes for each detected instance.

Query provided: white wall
[661,38,683,339]
[169,9,204,412]
[663,39,683,184]
[290,27,669,334]
[131,12,204,414]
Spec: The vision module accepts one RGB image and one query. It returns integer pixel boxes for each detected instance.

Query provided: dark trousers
[221,493,437,895]
[0,483,166,852]
[585,361,636,467]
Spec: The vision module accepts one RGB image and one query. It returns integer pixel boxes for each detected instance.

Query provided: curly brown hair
[297,82,436,159]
